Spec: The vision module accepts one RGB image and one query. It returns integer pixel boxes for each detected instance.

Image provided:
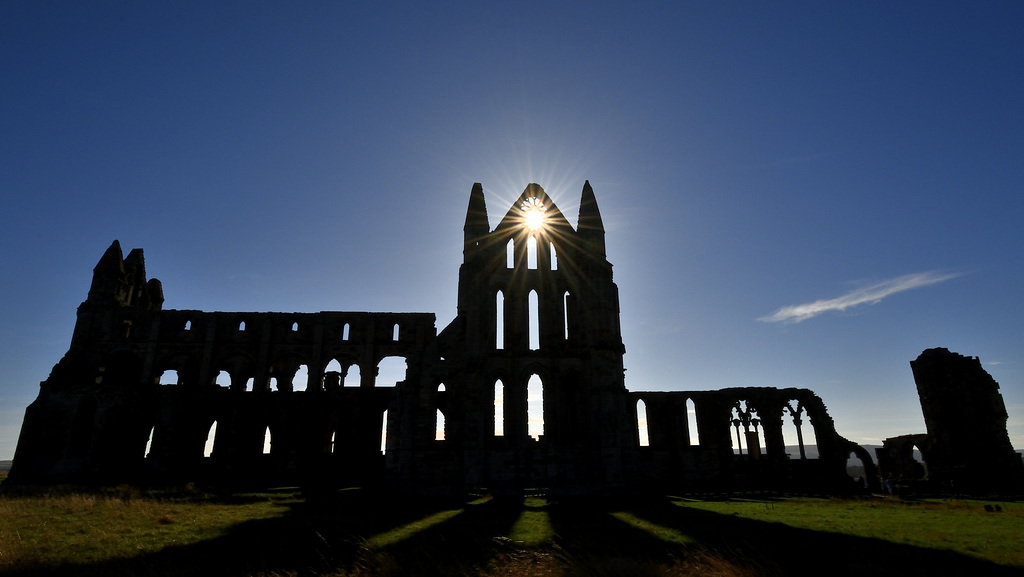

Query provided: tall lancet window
[494,380,504,436]
[495,291,504,350]
[527,374,544,440]
[528,290,540,350]
[637,399,650,447]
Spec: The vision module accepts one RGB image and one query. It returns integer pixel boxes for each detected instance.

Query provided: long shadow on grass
[1,488,472,577]
[596,497,1024,577]
[7,493,1023,577]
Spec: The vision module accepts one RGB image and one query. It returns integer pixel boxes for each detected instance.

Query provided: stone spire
[463,183,490,259]
[577,180,606,257]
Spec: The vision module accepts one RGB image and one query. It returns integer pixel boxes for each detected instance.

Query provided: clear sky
[2,2,1022,460]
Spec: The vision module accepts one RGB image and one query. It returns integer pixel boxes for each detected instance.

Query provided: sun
[521,197,547,232]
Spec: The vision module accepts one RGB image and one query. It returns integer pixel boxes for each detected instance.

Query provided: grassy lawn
[0,484,1022,576]
[677,496,1024,568]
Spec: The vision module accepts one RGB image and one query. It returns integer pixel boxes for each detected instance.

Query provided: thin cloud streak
[759,271,960,324]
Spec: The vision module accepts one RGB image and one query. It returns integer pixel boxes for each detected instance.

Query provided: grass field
[1,479,1022,576]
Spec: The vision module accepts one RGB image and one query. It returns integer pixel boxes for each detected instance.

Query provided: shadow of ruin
[8,183,1023,496]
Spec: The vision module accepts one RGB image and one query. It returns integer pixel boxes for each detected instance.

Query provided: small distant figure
[882,474,895,496]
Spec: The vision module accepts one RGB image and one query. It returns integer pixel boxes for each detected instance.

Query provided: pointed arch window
[637,399,650,447]
[686,398,700,446]
[783,401,817,459]
[495,291,504,350]
[262,426,272,454]
[550,243,558,270]
[527,236,538,269]
[506,239,514,268]
[435,383,446,441]
[563,291,571,340]
[204,421,217,458]
[730,401,762,457]
[435,410,446,441]
[343,363,361,387]
[527,374,544,440]
[528,290,540,351]
[376,356,407,387]
[494,379,504,436]
[144,426,155,458]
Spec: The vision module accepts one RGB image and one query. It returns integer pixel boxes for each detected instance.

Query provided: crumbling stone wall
[629,388,875,493]
[878,348,1024,495]
[10,240,436,486]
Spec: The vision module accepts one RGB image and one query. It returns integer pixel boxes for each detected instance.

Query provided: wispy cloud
[759,271,960,324]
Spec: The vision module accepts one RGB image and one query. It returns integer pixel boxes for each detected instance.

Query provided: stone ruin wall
[10,183,1018,496]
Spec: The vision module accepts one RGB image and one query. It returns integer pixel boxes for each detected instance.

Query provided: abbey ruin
[9,183,1021,495]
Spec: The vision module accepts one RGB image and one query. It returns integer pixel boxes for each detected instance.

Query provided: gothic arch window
[435,383,447,441]
[262,426,272,454]
[562,291,571,340]
[291,321,299,332]
[183,320,192,331]
[238,321,246,331]
[392,323,400,341]
[783,400,817,459]
[203,421,218,458]
[686,397,700,446]
[528,290,540,350]
[494,379,504,436]
[527,374,544,440]
[550,243,558,270]
[506,238,514,268]
[343,363,361,387]
[637,399,650,447]
[380,410,389,454]
[376,356,407,387]
[527,236,538,269]
[730,400,762,456]
[435,410,446,441]
[342,323,351,341]
[323,359,343,390]
[495,291,505,350]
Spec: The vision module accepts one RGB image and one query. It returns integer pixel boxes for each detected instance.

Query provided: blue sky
[2,2,1023,460]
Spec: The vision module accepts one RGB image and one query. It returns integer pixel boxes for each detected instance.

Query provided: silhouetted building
[22,182,987,496]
